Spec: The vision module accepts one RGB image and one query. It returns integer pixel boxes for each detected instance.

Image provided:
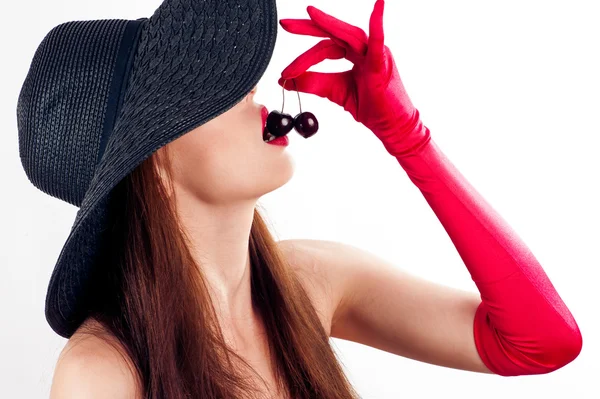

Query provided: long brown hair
[80,144,360,398]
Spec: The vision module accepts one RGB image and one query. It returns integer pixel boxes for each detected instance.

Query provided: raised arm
[277,0,582,376]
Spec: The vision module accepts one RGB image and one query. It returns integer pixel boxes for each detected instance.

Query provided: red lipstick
[261,106,269,130]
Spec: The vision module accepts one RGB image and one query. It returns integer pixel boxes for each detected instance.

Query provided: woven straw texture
[17,0,277,338]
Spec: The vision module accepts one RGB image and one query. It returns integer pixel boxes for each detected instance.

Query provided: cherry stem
[281,79,287,112]
[293,79,302,114]
[281,78,303,114]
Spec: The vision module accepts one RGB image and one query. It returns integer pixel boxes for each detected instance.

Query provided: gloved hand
[277,0,431,158]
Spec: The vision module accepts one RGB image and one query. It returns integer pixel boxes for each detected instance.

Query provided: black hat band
[98,18,146,166]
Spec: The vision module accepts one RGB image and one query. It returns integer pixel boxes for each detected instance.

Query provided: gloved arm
[278,0,582,376]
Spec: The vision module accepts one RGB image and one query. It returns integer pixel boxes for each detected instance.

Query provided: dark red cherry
[266,110,294,137]
[294,112,319,138]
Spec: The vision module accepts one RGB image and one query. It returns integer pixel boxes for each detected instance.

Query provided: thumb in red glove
[278,0,431,158]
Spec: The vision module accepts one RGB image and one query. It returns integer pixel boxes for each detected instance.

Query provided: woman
[16,0,581,398]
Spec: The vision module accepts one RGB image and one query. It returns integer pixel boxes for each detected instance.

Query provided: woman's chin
[261,154,295,194]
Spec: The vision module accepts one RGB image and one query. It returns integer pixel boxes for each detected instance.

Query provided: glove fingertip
[280,70,296,80]
[306,5,324,19]
[279,19,293,30]
[277,77,294,89]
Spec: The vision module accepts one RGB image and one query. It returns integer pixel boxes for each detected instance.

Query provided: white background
[1,0,599,397]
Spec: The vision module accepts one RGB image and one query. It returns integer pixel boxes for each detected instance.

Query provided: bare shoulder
[277,238,359,336]
[50,318,142,399]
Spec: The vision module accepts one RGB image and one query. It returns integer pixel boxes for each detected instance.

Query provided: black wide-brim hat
[17,0,278,338]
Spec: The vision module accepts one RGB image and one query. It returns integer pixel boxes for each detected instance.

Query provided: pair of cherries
[263,79,319,142]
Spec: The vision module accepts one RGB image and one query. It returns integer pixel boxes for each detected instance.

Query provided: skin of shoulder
[276,238,349,337]
[49,319,142,399]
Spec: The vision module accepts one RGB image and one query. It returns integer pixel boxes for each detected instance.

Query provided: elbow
[487,330,583,377]
[473,304,583,376]
[540,328,583,373]
[510,326,583,376]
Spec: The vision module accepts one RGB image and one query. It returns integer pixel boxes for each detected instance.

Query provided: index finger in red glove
[280,38,346,79]
[280,17,364,64]
[279,18,329,39]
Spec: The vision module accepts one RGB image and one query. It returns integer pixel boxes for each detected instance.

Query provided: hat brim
[45,0,278,338]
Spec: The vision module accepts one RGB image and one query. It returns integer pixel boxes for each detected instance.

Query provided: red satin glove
[280,0,582,376]
[278,0,430,158]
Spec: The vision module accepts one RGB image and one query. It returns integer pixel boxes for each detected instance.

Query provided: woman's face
[163,86,295,204]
